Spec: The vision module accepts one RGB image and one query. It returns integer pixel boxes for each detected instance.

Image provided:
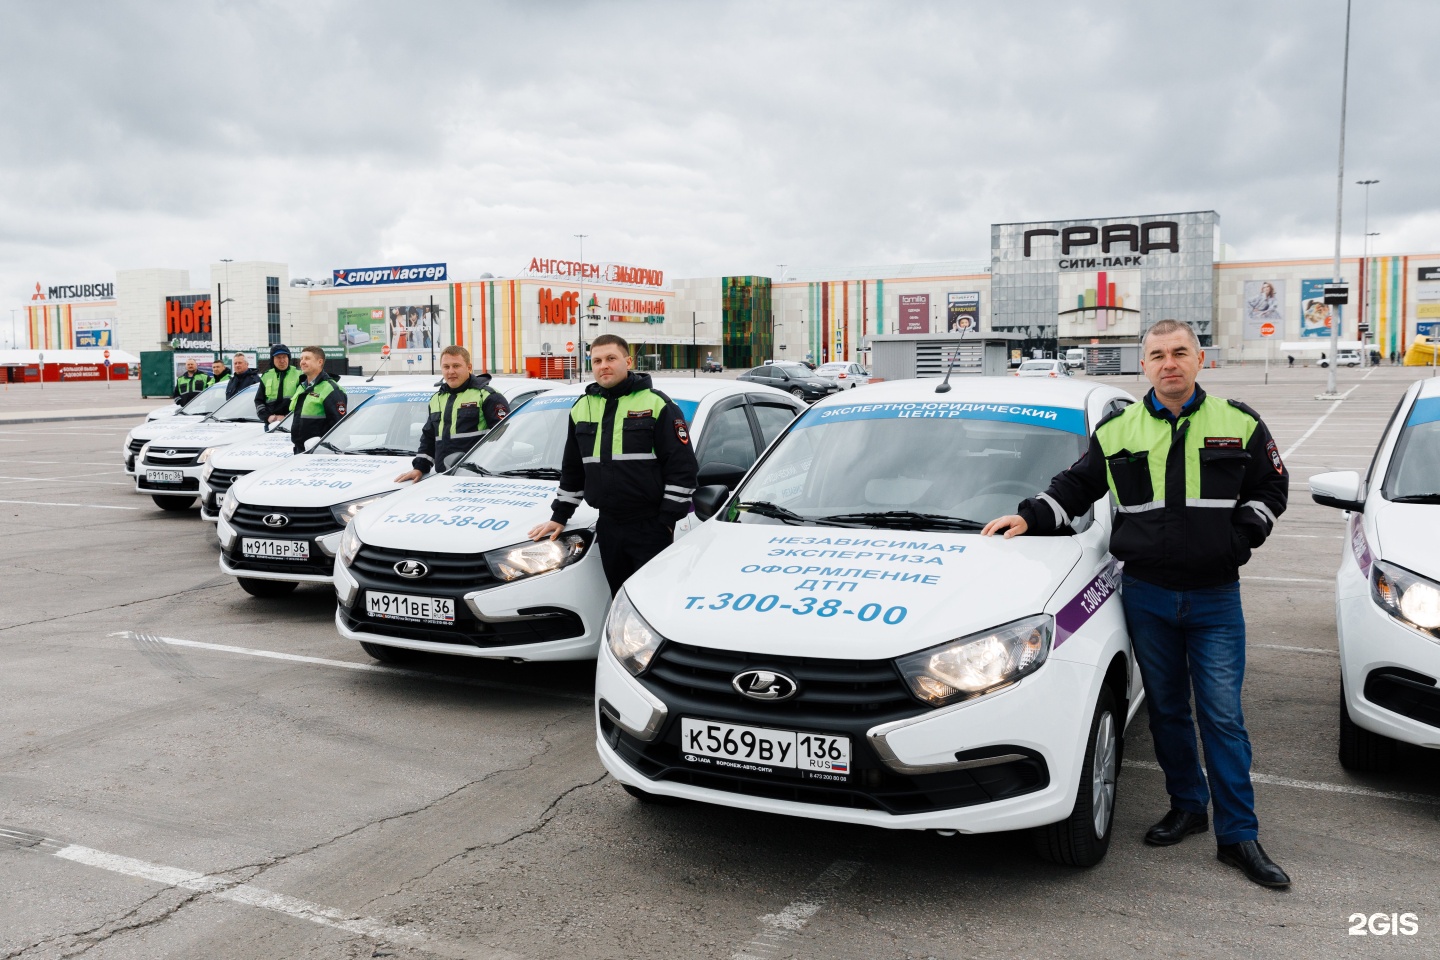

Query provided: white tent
[0,348,141,365]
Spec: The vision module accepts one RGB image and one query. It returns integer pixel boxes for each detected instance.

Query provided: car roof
[807,375,1124,413]
[1416,377,1440,401]
[533,376,795,403]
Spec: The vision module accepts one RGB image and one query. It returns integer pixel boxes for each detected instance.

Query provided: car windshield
[1383,397,1440,501]
[1019,361,1053,371]
[817,364,846,374]
[209,385,262,422]
[454,394,574,478]
[727,401,1089,531]
[182,385,230,417]
[312,394,430,456]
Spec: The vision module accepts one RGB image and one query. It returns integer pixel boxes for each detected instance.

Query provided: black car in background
[736,363,840,402]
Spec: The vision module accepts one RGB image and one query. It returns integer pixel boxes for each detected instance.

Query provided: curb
[0,411,154,425]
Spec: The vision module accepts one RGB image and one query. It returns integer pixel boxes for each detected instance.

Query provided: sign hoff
[538,288,579,324]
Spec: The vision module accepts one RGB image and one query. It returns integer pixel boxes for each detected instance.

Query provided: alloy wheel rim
[1091,711,1117,838]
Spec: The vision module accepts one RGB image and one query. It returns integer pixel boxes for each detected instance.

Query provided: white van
[1064,348,1086,370]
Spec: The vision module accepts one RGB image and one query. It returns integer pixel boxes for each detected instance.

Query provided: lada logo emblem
[164,449,178,457]
[262,514,289,527]
[394,559,429,579]
[732,669,798,702]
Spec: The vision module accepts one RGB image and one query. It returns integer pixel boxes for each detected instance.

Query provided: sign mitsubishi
[332,263,448,287]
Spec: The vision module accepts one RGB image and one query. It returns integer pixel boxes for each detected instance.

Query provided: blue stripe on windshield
[369,391,434,405]
[509,393,579,415]
[792,400,1088,435]
[1406,396,1440,428]
[673,399,698,422]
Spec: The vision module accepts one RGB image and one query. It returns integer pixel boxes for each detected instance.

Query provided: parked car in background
[122,382,233,473]
[815,361,878,389]
[738,364,840,402]
[1064,348,1086,370]
[1015,359,1072,379]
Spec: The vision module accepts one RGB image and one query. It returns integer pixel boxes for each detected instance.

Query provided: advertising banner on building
[1300,279,1338,338]
[898,294,930,334]
[331,263,447,287]
[72,318,115,348]
[1242,280,1285,340]
[1418,266,1440,282]
[166,295,213,350]
[946,292,980,333]
[338,305,442,354]
[1057,269,1141,335]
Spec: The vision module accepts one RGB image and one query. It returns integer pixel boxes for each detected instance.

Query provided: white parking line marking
[1125,761,1440,806]
[1241,576,1330,583]
[1281,396,1347,461]
[732,859,862,960]
[1273,534,1343,539]
[0,474,129,486]
[1250,643,1338,655]
[0,499,140,511]
[110,632,591,702]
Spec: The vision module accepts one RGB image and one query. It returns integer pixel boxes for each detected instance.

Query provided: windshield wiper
[499,467,562,479]
[735,500,807,524]
[1390,493,1440,504]
[315,440,346,454]
[353,446,415,458]
[813,510,985,531]
[454,462,495,476]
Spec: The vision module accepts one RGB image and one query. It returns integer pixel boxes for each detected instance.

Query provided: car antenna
[365,352,392,382]
[934,323,969,393]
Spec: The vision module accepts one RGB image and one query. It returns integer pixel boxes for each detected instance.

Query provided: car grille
[349,544,500,593]
[127,438,146,456]
[206,468,249,498]
[1365,667,1440,729]
[230,503,339,537]
[600,713,1049,815]
[143,448,204,468]
[640,640,919,723]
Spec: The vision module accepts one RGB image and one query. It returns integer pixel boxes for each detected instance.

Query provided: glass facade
[266,276,281,344]
[721,276,772,369]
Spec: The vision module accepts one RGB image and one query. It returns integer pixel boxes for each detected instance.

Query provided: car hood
[208,433,298,471]
[623,521,1083,661]
[139,421,268,449]
[231,454,415,508]
[353,475,598,552]
[129,413,220,442]
[1371,499,1440,579]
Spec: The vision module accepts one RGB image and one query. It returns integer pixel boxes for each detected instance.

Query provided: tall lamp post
[1325,0,1354,397]
[692,313,704,377]
[1357,179,1379,354]
[575,234,589,377]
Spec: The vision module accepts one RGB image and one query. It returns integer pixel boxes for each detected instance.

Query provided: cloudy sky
[2,0,1435,320]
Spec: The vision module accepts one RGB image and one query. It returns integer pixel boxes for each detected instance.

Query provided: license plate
[366,591,454,625]
[146,469,183,484]
[241,538,310,561]
[679,718,850,779]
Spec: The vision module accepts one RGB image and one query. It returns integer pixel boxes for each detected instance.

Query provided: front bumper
[134,461,204,497]
[594,644,1101,832]
[1339,591,1440,749]
[216,515,343,583]
[333,544,608,662]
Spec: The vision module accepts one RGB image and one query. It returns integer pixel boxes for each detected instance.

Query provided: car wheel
[152,495,196,511]
[236,577,298,597]
[1339,685,1397,773]
[622,782,685,806]
[1033,686,1119,867]
[790,388,806,399]
[359,641,418,665]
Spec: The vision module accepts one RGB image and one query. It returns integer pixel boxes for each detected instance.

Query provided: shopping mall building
[19,211,1440,373]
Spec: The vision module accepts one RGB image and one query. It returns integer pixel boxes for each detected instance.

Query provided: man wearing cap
[289,346,347,454]
[395,345,508,482]
[225,352,260,399]
[256,344,301,424]
[173,358,213,406]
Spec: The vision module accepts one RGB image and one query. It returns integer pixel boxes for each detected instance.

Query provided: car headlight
[201,461,214,482]
[1372,560,1440,636]
[339,525,363,566]
[220,487,239,521]
[138,442,152,461]
[895,614,1053,707]
[483,530,593,582]
[604,588,663,677]
[197,446,219,464]
[330,493,393,525]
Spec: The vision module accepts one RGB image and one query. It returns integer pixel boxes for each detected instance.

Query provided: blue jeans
[1121,575,1259,845]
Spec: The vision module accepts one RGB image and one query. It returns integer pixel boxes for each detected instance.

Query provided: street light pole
[576,233,589,379]
[218,259,233,358]
[1356,180,1379,356]
[692,312,703,377]
[1325,0,1353,397]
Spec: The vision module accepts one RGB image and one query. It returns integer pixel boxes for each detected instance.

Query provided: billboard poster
[946,292,980,333]
[165,294,213,350]
[1057,269,1141,334]
[1300,278,1338,338]
[898,294,929,334]
[73,318,115,348]
[1242,280,1285,340]
[338,305,443,354]
[332,263,447,287]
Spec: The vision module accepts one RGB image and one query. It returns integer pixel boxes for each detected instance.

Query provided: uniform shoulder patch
[493,403,508,419]
[1266,438,1285,474]
[674,419,690,444]
[336,402,346,417]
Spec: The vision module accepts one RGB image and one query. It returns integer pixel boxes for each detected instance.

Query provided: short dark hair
[591,334,629,353]
[1142,319,1200,352]
[440,345,471,364]
[301,345,327,363]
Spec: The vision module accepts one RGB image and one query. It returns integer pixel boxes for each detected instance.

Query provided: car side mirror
[303,437,321,452]
[442,451,465,471]
[697,461,746,490]
[1310,470,1364,512]
[693,485,731,521]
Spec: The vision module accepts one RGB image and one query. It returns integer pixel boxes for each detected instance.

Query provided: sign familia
[332,263,448,287]
[1022,220,1180,270]
[525,258,665,288]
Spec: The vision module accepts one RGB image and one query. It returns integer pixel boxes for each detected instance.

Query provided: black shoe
[1144,808,1209,846]
[1217,841,1291,888]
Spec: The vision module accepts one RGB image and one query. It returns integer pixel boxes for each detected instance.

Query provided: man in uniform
[983,319,1291,888]
[210,358,229,387]
[288,346,347,454]
[225,352,260,399]
[256,344,300,424]
[173,359,212,405]
[395,345,509,482]
[528,334,698,595]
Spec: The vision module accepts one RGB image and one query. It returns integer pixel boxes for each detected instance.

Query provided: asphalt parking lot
[2,364,1438,960]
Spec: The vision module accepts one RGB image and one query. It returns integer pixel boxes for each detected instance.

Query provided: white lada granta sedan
[595,377,1142,867]
[1311,376,1440,771]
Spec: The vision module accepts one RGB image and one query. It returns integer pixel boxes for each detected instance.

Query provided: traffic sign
[380,344,391,357]
[103,349,110,359]
[1323,283,1349,306]
[1260,322,1275,337]
[565,341,575,354]
[541,342,552,356]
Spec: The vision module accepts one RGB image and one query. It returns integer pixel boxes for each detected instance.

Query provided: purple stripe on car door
[1054,559,1122,650]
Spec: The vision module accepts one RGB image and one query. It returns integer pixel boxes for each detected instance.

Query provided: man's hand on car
[982,514,1029,538]
[529,520,564,541]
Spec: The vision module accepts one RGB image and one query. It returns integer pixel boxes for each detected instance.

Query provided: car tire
[1032,686,1119,867]
[1339,685,1397,773]
[621,783,685,806]
[359,641,418,664]
[790,388,806,399]
[152,495,196,511]
[236,577,298,597]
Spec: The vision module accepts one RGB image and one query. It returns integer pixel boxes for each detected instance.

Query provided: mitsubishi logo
[262,514,289,527]
[394,559,429,579]
[732,669,798,702]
